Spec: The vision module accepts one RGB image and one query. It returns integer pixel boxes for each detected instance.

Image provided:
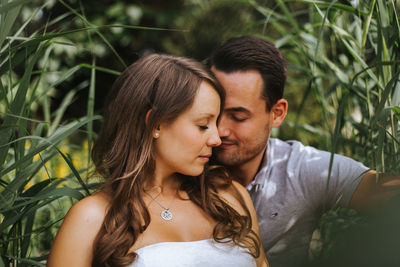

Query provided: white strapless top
[129,239,256,267]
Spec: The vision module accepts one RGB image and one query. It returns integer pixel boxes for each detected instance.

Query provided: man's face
[211,68,274,167]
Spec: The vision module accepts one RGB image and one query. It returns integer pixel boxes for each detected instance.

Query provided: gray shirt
[247,138,369,267]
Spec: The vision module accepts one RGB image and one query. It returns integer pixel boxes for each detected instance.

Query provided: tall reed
[257,0,399,173]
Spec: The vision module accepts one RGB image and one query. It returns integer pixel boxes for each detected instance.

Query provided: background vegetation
[0,0,399,266]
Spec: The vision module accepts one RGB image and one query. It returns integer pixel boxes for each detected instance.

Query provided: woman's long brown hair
[91,54,260,266]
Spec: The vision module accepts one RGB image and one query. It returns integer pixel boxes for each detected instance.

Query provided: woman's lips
[199,154,211,162]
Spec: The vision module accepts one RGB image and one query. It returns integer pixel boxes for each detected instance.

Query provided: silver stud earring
[154,132,159,138]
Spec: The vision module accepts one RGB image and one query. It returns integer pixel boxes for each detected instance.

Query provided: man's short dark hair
[209,36,286,110]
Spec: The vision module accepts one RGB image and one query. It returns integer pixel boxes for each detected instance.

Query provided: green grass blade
[295,78,315,123]
[0,188,83,232]
[0,0,23,47]
[0,44,47,167]
[0,151,56,202]
[0,40,38,76]
[275,0,300,33]
[338,36,383,90]
[0,0,32,14]
[56,147,91,196]
[48,90,77,135]
[295,0,360,13]
[0,115,102,178]
[362,0,377,48]
[21,211,35,258]
[373,71,400,125]
[86,57,96,179]
[325,93,348,203]
[6,256,45,267]
[79,63,120,76]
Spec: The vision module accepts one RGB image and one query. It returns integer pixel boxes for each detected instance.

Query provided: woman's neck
[144,172,181,197]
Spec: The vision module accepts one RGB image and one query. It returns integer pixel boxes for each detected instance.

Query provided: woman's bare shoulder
[55,191,110,241]
[68,192,110,223]
[47,192,111,267]
[217,180,252,214]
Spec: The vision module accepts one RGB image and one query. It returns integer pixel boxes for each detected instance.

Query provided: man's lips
[219,141,237,149]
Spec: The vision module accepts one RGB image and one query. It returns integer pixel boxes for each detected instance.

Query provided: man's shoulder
[266,138,337,174]
[269,137,301,148]
[269,138,330,155]
[267,138,368,176]
[268,138,311,157]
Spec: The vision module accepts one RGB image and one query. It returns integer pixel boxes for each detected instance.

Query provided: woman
[47,54,269,267]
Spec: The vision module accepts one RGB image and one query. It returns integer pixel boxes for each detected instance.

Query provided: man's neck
[227,148,266,187]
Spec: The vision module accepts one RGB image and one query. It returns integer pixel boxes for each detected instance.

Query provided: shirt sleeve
[287,141,370,210]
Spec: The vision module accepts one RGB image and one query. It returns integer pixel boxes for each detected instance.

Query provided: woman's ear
[271,99,288,128]
[146,109,161,138]
[145,109,152,125]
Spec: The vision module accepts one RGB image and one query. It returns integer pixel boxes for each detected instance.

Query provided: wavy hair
[91,54,260,266]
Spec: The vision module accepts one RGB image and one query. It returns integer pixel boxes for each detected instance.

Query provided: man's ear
[271,99,288,128]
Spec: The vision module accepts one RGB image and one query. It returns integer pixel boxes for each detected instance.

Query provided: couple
[48,36,391,267]
[48,40,268,267]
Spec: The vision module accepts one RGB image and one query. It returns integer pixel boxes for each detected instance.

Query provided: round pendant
[161,209,173,221]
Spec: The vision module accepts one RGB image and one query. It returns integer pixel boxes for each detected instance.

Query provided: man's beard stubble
[213,137,267,167]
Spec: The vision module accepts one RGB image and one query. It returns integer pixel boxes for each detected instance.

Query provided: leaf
[21,211,35,258]
[0,187,83,232]
[5,256,45,267]
[0,0,25,47]
[0,44,47,167]
[56,147,91,196]
[47,89,78,135]
[0,40,38,76]
[86,57,96,179]
[362,0,377,48]
[393,106,400,121]
[372,72,400,125]
[0,142,52,197]
[0,115,102,178]
[296,0,360,14]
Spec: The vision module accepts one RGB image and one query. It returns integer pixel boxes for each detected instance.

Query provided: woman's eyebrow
[197,112,217,117]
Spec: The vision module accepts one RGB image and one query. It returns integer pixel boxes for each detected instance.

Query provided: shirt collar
[246,142,270,191]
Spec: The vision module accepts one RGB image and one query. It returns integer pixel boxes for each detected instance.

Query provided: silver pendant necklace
[145,191,175,221]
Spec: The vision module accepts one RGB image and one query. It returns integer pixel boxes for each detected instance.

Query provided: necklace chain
[144,191,176,221]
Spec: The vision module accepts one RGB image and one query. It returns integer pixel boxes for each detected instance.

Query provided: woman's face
[154,81,222,177]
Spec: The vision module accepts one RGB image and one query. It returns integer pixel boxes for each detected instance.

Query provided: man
[208,36,399,267]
